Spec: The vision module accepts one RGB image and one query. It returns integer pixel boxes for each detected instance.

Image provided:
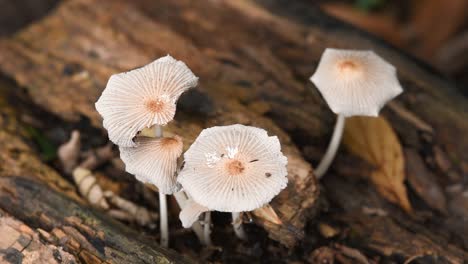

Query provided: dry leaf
[252,205,282,225]
[343,116,412,213]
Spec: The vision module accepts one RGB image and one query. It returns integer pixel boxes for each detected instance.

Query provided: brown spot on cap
[338,60,358,72]
[160,136,181,148]
[145,99,165,113]
[226,160,245,175]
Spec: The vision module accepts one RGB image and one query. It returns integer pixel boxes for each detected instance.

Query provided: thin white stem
[154,125,163,138]
[159,192,169,247]
[155,125,169,247]
[315,114,346,179]
[232,212,247,241]
[203,212,213,246]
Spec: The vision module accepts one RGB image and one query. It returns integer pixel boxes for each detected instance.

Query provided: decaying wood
[0,0,467,262]
[0,212,77,264]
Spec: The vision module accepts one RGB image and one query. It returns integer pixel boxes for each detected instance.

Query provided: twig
[387,101,433,133]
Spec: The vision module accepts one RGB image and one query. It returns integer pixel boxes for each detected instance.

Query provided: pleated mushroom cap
[96,55,198,147]
[119,135,183,194]
[178,124,288,212]
[310,49,403,117]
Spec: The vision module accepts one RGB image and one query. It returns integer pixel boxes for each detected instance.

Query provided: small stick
[104,191,158,227]
[387,101,433,133]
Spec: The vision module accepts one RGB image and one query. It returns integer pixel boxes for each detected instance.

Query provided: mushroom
[179,199,209,229]
[119,133,183,247]
[119,135,183,194]
[310,48,403,178]
[178,199,213,245]
[95,55,198,147]
[95,55,198,248]
[58,130,81,174]
[178,124,288,240]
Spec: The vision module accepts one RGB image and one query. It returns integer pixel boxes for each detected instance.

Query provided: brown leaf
[343,116,412,213]
[252,205,282,225]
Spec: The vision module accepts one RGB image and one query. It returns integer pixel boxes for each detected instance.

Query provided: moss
[23,126,57,161]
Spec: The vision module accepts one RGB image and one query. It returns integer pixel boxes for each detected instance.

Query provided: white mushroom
[95,55,198,147]
[178,124,288,238]
[310,48,403,178]
[179,199,209,228]
[58,130,81,174]
[120,131,184,247]
[178,198,213,245]
[119,135,183,194]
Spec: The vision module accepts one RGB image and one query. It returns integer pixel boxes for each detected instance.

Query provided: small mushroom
[179,199,209,228]
[95,55,198,147]
[178,124,288,239]
[178,199,212,245]
[119,135,183,194]
[58,130,81,174]
[120,133,183,248]
[310,48,403,178]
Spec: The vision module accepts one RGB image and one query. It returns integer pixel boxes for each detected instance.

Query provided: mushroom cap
[96,55,198,147]
[310,49,403,117]
[179,199,209,228]
[178,124,288,212]
[119,135,183,194]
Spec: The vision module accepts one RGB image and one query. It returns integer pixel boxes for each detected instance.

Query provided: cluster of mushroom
[95,48,403,248]
[95,55,289,247]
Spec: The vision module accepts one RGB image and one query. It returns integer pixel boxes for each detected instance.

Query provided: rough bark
[0,79,191,263]
[0,0,467,263]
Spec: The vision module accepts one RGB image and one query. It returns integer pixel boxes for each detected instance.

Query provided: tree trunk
[0,0,467,263]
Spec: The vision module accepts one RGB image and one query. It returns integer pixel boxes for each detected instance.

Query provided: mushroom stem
[232,212,247,241]
[203,212,213,246]
[154,125,163,138]
[315,114,346,179]
[154,125,169,247]
[159,192,169,247]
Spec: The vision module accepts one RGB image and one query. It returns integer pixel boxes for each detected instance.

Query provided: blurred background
[3,0,466,94]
